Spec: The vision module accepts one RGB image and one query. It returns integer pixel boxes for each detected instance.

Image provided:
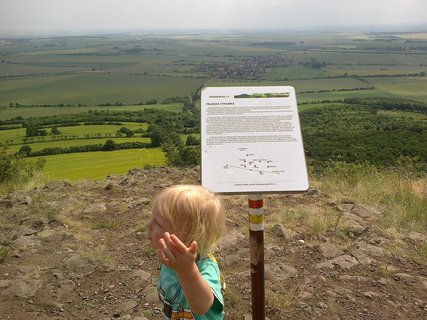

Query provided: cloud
[0,0,426,35]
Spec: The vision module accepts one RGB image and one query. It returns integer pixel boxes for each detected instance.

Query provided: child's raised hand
[157,232,198,273]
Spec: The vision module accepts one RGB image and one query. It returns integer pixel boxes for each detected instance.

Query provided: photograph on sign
[201,86,309,194]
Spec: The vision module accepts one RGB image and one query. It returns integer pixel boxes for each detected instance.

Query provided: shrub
[0,145,45,193]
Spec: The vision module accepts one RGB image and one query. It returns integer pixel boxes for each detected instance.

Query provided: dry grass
[269,205,340,237]
[265,286,299,311]
[311,163,427,233]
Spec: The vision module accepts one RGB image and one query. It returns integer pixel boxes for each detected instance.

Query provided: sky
[0,0,426,36]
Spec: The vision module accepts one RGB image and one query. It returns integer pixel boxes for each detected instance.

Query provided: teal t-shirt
[157,255,224,320]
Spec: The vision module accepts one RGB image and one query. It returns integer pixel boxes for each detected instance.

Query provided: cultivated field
[1,31,426,181]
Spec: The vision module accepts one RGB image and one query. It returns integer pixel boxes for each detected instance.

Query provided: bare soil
[0,167,426,319]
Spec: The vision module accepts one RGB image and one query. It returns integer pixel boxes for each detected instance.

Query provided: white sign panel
[201,86,309,194]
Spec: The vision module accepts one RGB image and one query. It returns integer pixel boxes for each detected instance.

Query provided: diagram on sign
[222,147,285,176]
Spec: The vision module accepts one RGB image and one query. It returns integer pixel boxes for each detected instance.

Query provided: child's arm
[157,232,214,315]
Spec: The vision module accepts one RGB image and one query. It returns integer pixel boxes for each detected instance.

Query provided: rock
[21,228,38,236]
[129,269,152,283]
[4,192,32,206]
[417,276,427,290]
[14,235,42,250]
[270,224,285,237]
[83,203,107,214]
[0,280,11,288]
[339,275,370,282]
[105,182,115,190]
[17,265,35,275]
[115,299,138,315]
[394,273,414,280]
[316,254,359,270]
[407,231,426,242]
[350,248,375,265]
[39,298,64,311]
[350,204,381,221]
[43,181,71,190]
[58,280,76,298]
[318,242,344,259]
[61,255,95,275]
[129,269,152,291]
[224,254,240,266]
[217,230,245,250]
[356,242,390,257]
[2,279,42,298]
[143,285,159,303]
[377,278,391,285]
[299,291,313,299]
[340,213,367,235]
[363,291,382,299]
[31,216,49,229]
[281,264,298,279]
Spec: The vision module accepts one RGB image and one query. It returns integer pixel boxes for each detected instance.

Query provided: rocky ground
[0,167,426,319]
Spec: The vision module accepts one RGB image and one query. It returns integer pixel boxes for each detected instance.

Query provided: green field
[1,31,426,182]
[0,122,150,145]
[6,137,151,154]
[0,104,183,121]
[0,73,205,106]
[34,148,165,181]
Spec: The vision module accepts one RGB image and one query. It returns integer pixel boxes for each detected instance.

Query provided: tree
[186,135,199,146]
[50,126,61,135]
[103,139,116,151]
[116,127,134,137]
[18,145,32,157]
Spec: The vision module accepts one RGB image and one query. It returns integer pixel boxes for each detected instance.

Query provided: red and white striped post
[248,194,265,320]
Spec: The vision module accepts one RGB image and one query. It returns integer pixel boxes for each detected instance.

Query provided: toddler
[147,185,225,319]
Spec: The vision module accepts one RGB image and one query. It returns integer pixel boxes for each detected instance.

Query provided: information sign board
[201,86,309,194]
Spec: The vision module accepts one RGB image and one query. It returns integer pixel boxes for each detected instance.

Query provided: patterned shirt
[157,255,224,320]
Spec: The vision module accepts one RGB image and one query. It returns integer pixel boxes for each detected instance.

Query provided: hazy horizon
[1,0,427,37]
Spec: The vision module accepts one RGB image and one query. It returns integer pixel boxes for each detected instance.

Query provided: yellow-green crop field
[34,148,165,182]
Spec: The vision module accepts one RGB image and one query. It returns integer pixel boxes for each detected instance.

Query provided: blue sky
[1,0,426,35]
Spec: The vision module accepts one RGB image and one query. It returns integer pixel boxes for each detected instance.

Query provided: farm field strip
[34,148,166,181]
[0,104,183,121]
[6,137,151,154]
[0,122,150,144]
[0,73,206,106]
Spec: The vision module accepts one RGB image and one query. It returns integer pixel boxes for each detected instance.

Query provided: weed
[45,208,59,222]
[89,250,113,266]
[265,287,298,310]
[410,243,427,265]
[377,265,397,278]
[92,222,117,230]
[224,290,239,308]
[0,246,11,263]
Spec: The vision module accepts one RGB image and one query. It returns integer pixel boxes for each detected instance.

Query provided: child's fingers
[157,249,169,264]
[158,238,176,261]
[189,241,198,255]
[169,234,188,254]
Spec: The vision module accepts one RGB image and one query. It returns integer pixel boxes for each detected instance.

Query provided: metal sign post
[248,194,265,319]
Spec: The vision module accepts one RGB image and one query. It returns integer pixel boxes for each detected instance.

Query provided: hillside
[0,167,426,319]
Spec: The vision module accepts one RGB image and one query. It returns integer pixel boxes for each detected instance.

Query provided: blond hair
[152,185,225,256]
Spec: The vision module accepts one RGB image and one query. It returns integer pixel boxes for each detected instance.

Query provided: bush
[0,145,45,193]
